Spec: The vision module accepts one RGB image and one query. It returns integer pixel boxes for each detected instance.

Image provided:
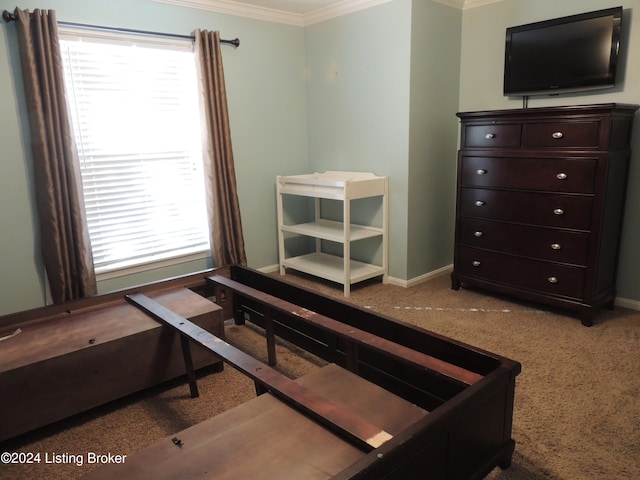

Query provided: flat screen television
[503,7,623,97]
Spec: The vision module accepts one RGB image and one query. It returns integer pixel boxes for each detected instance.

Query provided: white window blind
[59,30,210,275]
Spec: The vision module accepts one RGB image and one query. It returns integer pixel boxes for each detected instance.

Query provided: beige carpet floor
[2,271,639,480]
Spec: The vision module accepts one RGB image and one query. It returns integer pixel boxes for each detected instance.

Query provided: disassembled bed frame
[100,265,522,480]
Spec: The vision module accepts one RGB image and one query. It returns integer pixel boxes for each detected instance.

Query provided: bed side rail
[125,293,392,452]
[207,275,482,387]
[227,265,507,376]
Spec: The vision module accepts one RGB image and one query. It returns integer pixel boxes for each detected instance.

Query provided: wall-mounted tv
[503,7,623,97]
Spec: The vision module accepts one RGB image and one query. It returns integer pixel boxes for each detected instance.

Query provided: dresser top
[457,103,639,120]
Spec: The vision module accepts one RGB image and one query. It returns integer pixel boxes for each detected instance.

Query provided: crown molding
[149,0,305,26]
[461,0,503,9]
[432,0,465,8]
[305,0,394,25]
[149,0,502,27]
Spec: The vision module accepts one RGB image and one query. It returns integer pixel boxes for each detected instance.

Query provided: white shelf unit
[277,171,388,297]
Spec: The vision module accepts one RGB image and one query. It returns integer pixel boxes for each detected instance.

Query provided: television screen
[504,7,623,97]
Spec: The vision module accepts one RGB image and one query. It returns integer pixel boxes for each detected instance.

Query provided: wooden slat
[125,293,392,451]
[207,275,483,386]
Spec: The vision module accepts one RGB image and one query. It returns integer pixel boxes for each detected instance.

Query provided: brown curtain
[195,30,247,267]
[12,8,97,303]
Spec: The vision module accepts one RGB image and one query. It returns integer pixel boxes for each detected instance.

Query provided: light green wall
[304,0,413,279]
[0,0,307,314]
[303,0,462,281]
[459,0,640,301]
[2,0,640,315]
[407,0,461,279]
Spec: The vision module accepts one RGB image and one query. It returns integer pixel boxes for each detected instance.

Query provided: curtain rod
[2,10,240,47]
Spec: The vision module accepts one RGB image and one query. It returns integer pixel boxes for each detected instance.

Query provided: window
[59,29,210,277]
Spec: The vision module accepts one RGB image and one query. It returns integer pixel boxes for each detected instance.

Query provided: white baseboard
[258,264,280,274]
[388,265,453,288]
[259,263,640,312]
[258,263,453,289]
[614,296,640,311]
[262,264,452,288]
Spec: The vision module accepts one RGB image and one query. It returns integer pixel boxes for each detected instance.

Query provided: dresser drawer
[458,218,589,265]
[523,121,600,148]
[457,246,586,299]
[460,156,597,193]
[463,124,521,148]
[460,188,593,230]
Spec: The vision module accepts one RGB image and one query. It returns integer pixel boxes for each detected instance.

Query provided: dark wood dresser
[451,103,638,326]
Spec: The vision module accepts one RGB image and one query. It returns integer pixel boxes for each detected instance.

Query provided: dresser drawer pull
[556,172,568,180]
[485,133,496,139]
[553,208,564,216]
[474,200,485,207]
[472,261,481,267]
[547,276,558,284]
[552,131,564,139]
[474,231,484,237]
[551,243,562,250]
[476,169,487,175]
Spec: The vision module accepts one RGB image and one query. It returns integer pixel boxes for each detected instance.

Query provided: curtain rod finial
[223,37,240,48]
[3,10,16,23]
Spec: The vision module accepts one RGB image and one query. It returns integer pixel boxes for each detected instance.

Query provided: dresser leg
[451,274,461,291]
[580,310,594,327]
[497,439,515,470]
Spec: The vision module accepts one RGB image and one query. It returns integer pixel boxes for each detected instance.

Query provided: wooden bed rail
[206,275,483,386]
[125,293,393,451]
